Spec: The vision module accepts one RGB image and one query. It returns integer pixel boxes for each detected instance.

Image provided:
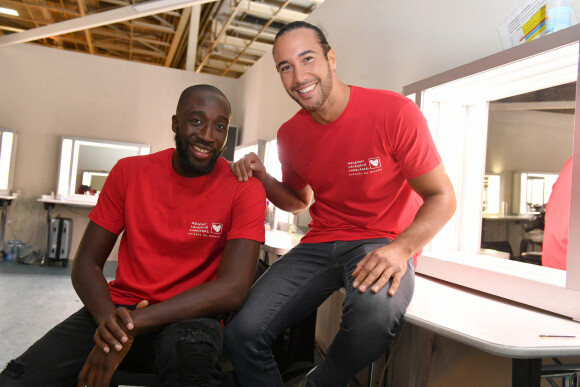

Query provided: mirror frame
[403,24,580,321]
[0,129,16,196]
[56,136,151,204]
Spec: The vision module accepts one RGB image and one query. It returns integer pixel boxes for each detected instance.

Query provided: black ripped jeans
[0,306,223,387]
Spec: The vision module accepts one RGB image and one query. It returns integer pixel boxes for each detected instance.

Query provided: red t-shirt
[89,149,266,304]
[277,86,442,262]
[542,156,572,270]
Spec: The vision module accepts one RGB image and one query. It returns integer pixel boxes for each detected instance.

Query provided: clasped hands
[77,300,148,387]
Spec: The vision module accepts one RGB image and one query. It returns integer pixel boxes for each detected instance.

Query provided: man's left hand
[351,244,409,296]
[77,338,133,387]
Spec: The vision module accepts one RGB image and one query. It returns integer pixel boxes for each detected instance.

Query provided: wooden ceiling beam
[76,0,95,54]
[195,0,242,72]
[213,34,270,52]
[0,0,81,17]
[93,27,172,46]
[237,0,308,23]
[164,5,189,66]
[0,0,217,46]
[221,0,289,76]
[130,19,175,33]
[53,33,168,57]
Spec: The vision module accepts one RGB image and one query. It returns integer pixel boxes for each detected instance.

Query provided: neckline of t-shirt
[168,148,214,183]
[303,85,357,128]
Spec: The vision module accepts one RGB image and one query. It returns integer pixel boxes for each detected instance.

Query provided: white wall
[0,43,237,258]
[234,0,580,144]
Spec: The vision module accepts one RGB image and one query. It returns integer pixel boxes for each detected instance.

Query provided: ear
[327,48,337,71]
[171,115,179,134]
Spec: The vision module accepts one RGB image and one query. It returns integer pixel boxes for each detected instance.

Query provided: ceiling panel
[0,0,325,78]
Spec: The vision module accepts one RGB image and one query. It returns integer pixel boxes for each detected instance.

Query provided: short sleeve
[227,178,266,242]
[88,161,126,235]
[278,125,308,191]
[390,100,442,179]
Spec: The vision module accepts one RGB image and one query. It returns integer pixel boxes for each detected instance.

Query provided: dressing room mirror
[481,82,575,263]
[0,129,16,196]
[56,136,150,203]
[403,25,580,321]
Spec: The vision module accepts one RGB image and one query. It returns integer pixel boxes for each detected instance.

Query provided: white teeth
[193,145,209,153]
[298,84,315,94]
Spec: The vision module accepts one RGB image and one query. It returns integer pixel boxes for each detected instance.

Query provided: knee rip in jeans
[175,326,220,384]
[1,360,26,380]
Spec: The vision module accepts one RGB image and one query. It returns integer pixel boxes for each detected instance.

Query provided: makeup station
[37,136,150,265]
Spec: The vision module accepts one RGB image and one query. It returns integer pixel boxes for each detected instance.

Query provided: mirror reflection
[57,136,151,203]
[480,82,576,267]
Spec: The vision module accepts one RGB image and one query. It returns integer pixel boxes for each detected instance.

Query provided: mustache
[291,79,316,92]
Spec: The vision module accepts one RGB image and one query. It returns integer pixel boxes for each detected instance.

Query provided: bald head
[176,84,231,116]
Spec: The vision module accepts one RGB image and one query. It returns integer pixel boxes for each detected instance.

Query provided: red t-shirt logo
[211,223,223,234]
[369,157,381,169]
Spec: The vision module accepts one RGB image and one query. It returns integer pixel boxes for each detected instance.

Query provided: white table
[406,275,580,386]
[37,196,96,265]
[263,229,304,263]
[0,194,17,255]
[262,232,580,385]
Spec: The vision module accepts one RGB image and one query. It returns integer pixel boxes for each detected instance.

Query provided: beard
[174,132,222,176]
[291,62,334,112]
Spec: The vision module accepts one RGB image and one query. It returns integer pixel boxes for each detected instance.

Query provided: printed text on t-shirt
[188,221,224,238]
[347,157,382,176]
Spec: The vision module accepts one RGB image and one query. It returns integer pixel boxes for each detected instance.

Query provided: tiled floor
[0,258,117,368]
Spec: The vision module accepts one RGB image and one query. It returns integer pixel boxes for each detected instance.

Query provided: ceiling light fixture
[0,7,18,16]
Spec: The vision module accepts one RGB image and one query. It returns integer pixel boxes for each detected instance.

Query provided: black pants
[0,307,223,387]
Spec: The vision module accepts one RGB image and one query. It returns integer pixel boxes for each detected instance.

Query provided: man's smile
[294,81,317,97]
[191,143,213,160]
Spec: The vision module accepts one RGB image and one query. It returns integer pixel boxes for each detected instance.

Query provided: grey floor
[0,259,324,386]
[0,258,117,369]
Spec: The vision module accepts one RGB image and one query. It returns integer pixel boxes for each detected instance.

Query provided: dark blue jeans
[224,238,415,387]
[0,306,223,387]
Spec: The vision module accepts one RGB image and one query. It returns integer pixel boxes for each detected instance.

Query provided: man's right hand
[229,152,266,182]
[96,300,148,354]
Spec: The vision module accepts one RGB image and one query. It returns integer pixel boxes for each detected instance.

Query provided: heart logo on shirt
[212,223,223,234]
[369,157,381,169]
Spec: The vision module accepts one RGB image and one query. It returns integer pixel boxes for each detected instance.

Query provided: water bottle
[14,240,23,261]
[545,0,575,35]
[5,240,14,262]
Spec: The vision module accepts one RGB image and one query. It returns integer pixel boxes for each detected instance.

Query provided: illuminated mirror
[56,136,150,204]
[482,174,502,215]
[0,129,16,196]
[481,82,575,262]
[403,26,580,321]
[263,138,295,230]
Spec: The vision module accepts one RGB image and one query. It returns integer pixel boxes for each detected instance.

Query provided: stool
[541,358,580,387]
[110,370,159,386]
[366,319,406,387]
